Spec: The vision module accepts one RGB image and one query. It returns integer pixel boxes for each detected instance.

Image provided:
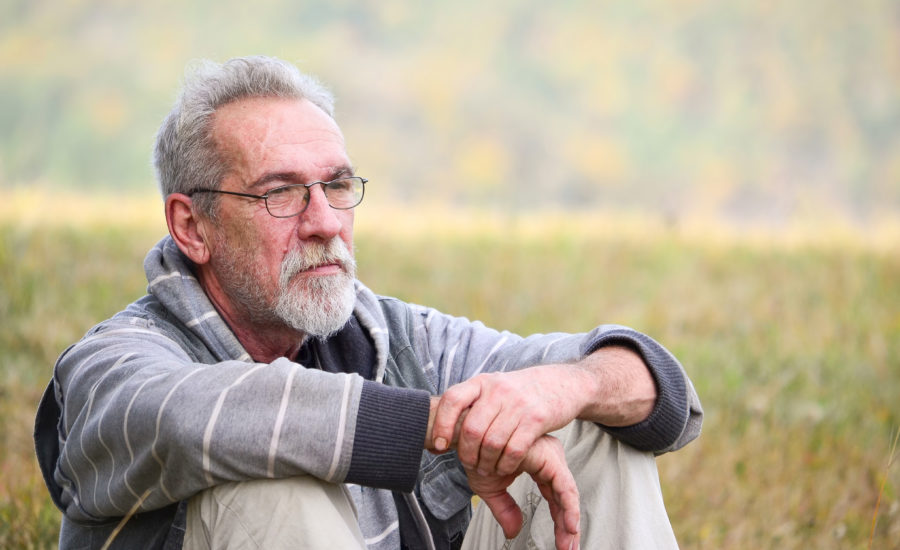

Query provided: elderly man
[35,56,702,550]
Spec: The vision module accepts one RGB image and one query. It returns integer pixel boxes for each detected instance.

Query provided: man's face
[204,96,357,337]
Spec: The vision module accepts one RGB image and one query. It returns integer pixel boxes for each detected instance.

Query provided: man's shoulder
[359,286,428,324]
[89,294,175,335]
[61,294,196,364]
[354,282,408,325]
[354,283,427,350]
[368,292,430,336]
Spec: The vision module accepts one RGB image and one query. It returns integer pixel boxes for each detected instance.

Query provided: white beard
[212,236,356,339]
[273,238,357,338]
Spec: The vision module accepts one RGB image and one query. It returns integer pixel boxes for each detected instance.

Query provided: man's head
[153,55,336,221]
[156,56,359,347]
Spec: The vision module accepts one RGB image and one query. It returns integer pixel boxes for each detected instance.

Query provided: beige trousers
[183,421,679,549]
[183,476,366,549]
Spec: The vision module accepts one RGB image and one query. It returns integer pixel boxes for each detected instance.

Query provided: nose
[296,184,344,241]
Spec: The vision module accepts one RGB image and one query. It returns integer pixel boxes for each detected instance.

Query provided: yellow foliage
[455,136,511,191]
[563,135,628,184]
[86,90,128,135]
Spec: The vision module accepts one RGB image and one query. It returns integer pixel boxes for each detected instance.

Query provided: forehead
[211,96,349,183]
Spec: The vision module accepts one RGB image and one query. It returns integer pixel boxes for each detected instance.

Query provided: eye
[325,178,353,191]
[262,184,308,217]
[266,185,294,197]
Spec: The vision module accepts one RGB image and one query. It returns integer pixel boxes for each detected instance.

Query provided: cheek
[340,214,355,256]
[231,218,290,278]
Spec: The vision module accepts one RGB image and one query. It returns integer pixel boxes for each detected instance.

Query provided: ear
[165,193,213,265]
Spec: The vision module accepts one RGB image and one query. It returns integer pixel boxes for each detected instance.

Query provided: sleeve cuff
[584,328,689,453]
[344,381,432,492]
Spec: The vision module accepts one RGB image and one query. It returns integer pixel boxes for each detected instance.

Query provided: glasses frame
[189,176,367,218]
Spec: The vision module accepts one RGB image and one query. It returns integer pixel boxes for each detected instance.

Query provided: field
[2,193,899,548]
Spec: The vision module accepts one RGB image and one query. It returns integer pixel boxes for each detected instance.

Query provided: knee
[185,478,364,550]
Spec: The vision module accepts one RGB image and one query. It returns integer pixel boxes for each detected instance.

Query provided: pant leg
[461,421,680,550]
[182,476,367,550]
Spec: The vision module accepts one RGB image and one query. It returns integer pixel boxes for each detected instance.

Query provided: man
[35,55,702,550]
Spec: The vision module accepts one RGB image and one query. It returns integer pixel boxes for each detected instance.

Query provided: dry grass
[2,191,898,548]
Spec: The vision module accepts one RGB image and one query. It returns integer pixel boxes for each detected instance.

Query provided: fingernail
[435,437,448,451]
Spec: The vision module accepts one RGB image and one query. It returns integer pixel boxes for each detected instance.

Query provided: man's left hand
[429,346,656,476]
[465,433,581,550]
[431,364,587,476]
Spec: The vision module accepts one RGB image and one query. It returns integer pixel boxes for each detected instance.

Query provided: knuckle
[482,434,506,452]
[440,389,463,408]
[461,423,483,440]
[530,409,549,426]
[458,451,477,469]
[504,443,527,462]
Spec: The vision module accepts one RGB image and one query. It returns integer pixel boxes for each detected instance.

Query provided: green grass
[2,207,898,548]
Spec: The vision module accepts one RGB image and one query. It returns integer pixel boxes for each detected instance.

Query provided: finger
[456,397,503,469]
[494,424,538,476]
[431,381,481,451]
[548,504,578,550]
[479,491,524,540]
[543,473,581,536]
[536,475,581,538]
[553,521,580,550]
[473,407,519,475]
[540,480,580,550]
[527,437,581,536]
[570,530,581,550]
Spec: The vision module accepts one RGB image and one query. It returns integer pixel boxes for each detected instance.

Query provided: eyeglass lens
[265,178,364,217]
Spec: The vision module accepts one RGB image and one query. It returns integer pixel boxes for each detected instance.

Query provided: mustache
[280,238,356,283]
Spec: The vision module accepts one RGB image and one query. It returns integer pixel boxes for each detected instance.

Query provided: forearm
[570,345,657,427]
[59,360,355,518]
[54,330,429,520]
[584,327,702,453]
[344,381,432,489]
[424,345,654,453]
[412,304,701,454]
[428,338,697,462]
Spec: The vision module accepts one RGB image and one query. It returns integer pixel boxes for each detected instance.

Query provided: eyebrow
[248,166,356,190]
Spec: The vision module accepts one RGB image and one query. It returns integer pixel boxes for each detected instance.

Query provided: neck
[197,267,306,363]
[230,321,306,364]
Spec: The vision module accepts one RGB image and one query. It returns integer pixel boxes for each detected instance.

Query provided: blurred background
[2,1,899,548]
[2,0,899,228]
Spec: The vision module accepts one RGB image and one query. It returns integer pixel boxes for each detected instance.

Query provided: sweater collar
[144,236,252,363]
[143,235,390,378]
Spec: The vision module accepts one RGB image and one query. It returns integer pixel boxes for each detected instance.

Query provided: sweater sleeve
[402,301,702,454]
[345,381,431,491]
[582,326,703,453]
[50,320,426,523]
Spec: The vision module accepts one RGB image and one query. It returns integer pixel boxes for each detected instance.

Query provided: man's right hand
[464,434,581,550]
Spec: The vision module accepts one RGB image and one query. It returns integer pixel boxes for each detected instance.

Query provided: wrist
[566,362,603,420]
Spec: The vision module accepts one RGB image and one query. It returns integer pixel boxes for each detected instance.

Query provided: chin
[275,274,356,338]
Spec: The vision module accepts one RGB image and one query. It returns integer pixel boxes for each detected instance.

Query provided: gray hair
[152,55,336,219]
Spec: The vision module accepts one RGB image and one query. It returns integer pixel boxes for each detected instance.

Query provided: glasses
[189,176,366,218]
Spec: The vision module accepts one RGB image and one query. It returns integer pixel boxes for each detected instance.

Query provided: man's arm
[50,322,430,522]
[397,298,702,455]
[422,344,677,550]
[430,345,657,476]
